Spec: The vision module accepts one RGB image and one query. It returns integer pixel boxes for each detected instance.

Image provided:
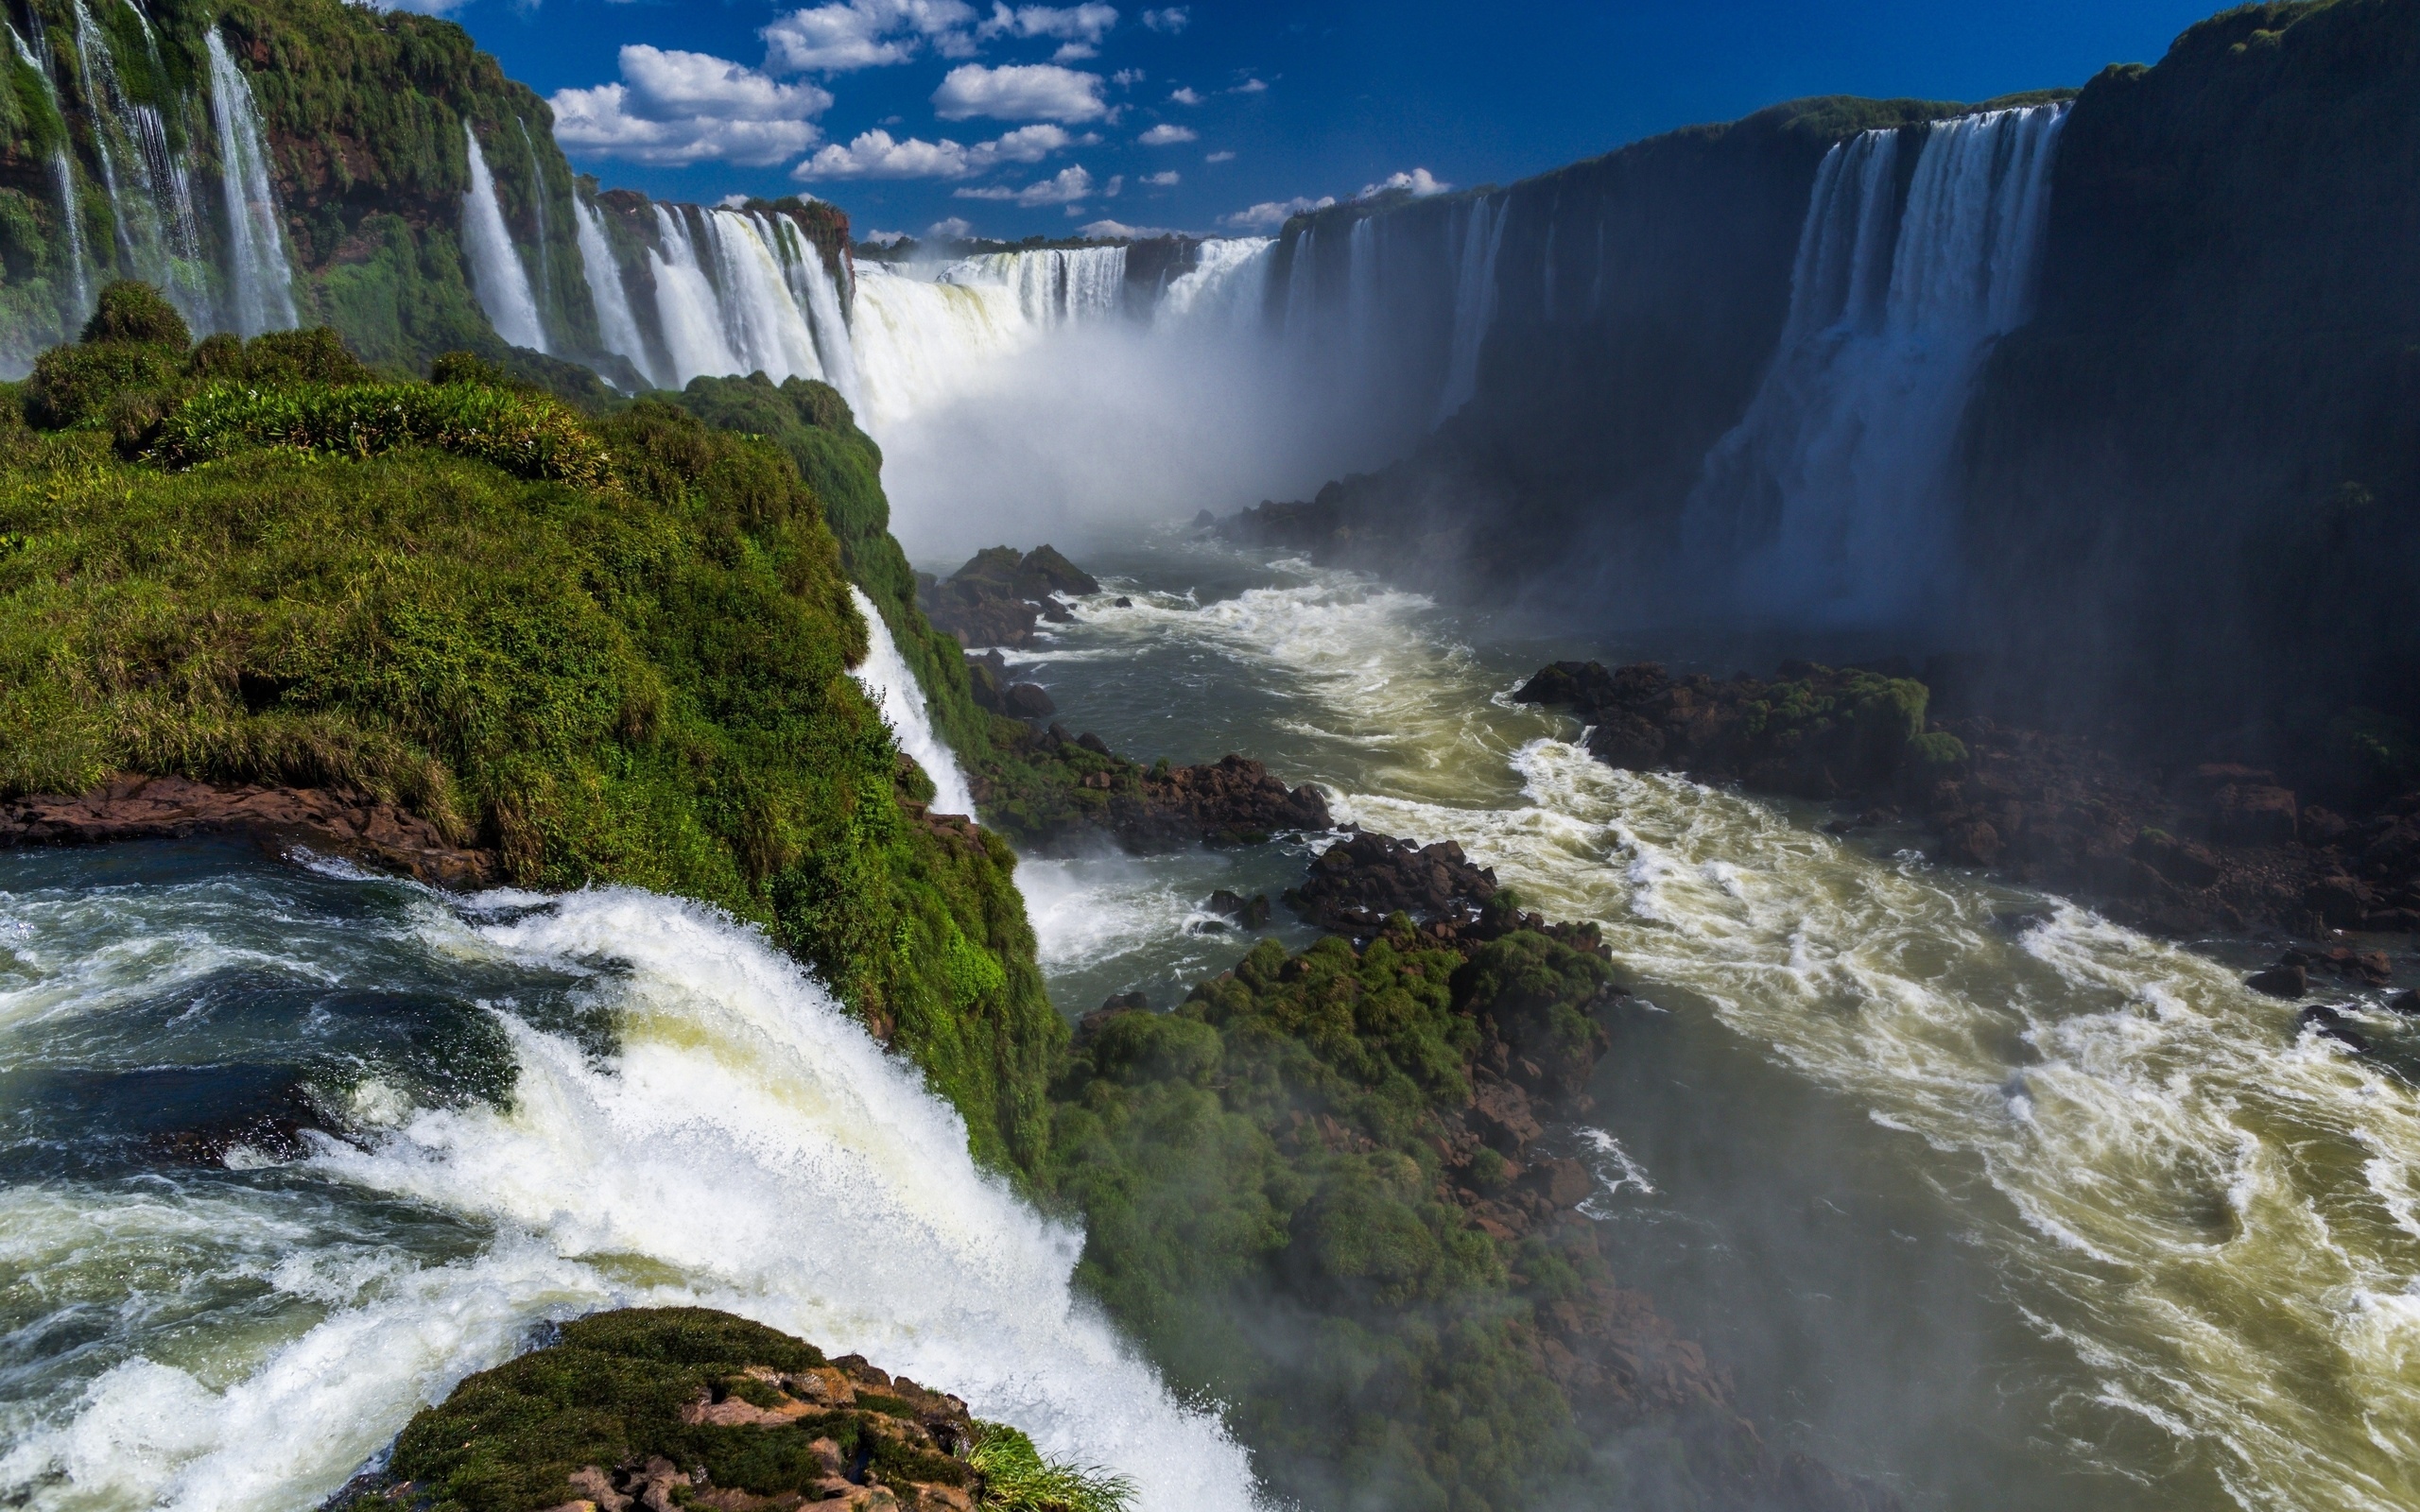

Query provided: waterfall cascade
[1154,236,1271,329]
[1683,104,2069,621]
[938,246,1127,325]
[203,29,295,337]
[70,0,210,327]
[846,587,979,818]
[514,118,555,325]
[1435,194,1508,421]
[9,21,90,329]
[460,122,548,353]
[575,195,657,387]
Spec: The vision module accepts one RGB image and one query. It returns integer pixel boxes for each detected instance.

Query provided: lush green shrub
[24,340,182,429]
[149,379,614,486]
[966,1423,1135,1512]
[78,279,191,347]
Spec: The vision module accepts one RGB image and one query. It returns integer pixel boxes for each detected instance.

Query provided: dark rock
[1290,830,1497,934]
[916,543,1100,648]
[965,649,1010,713]
[1113,596,1132,608]
[1046,722,1075,746]
[2305,873,2372,929]
[2387,989,2420,1015]
[1077,731,1111,756]
[1002,682,1057,720]
[2304,806,2351,845]
[1191,508,1215,528]
[1207,889,1272,927]
[1528,1157,1594,1208]
[2132,828,2221,888]
[2247,963,2308,999]
[2212,783,2299,846]
[2301,1004,2377,1056]
[1108,753,1330,850]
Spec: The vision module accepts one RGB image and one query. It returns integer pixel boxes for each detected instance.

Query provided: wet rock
[2213,783,2300,846]
[2133,828,2221,889]
[1288,830,1497,933]
[1112,596,1132,609]
[2281,945,2393,987]
[1001,682,1056,720]
[1208,889,1272,927]
[2304,873,2372,929]
[916,544,1098,648]
[1077,731,1111,756]
[2388,989,2420,1015]
[2246,963,2308,999]
[1110,754,1330,850]
[0,773,494,888]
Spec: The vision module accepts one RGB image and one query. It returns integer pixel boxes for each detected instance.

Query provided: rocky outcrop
[917,546,1100,650]
[1114,753,1331,849]
[0,774,494,888]
[329,1308,1114,1512]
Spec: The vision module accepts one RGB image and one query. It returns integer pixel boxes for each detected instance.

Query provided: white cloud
[761,0,977,73]
[1167,86,1202,105]
[793,122,1075,179]
[955,163,1096,205]
[927,216,976,237]
[1221,194,1332,230]
[1140,7,1187,30]
[1136,123,1195,146]
[932,62,1106,121]
[1358,167,1449,198]
[719,193,752,208]
[1112,68,1145,86]
[977,4,1118,44]
[1231,77,1267,93]
[1204,149,1235,163]
[1142,169,1178,185]
[549,46,833,167]
[860,228,912,245]
[1080,218,1171,238]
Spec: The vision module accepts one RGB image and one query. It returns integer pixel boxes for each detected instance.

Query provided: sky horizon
[393,0,2226,241]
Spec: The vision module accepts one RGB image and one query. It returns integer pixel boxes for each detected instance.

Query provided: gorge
[2,1,2417,1510]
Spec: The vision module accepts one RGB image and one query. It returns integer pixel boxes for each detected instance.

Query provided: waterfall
[939,246,1127,325]
[1435,194,1506,421]
[204,29,295,337]
[574,195,658,388]
[460,122,547,352]
[847,587,978,818]
[1684,104,2069,622]
[781,223,863,417]
[70,0,210,327]
[1154,236,1272,330]
[1346,215,1378,366]
[8,21,89,327]
[515,119,556,330]
[847,264,1028,429]
[699,209,825,384]
[648,204,742,382]
[1282,225,1317,339]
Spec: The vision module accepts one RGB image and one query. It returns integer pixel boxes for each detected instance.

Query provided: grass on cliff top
[0,302,1060,1169]
[382,1307,1131,1512]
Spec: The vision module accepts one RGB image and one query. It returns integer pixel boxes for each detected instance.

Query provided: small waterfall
[1345,215,1378,366]
[8,21,90,327]
[575,195,659,388]
[700,209,825,384]
[939,246,1127,325]
[1153,236,1272,330]
[1435,194,1506,421]
[515,118,556,326]
[776,220,864,417]
[648,204,743,381]
[70,0,209,326]
[847,587,978,818]
[1282,225,1317,340]
[1685,104,2069,622]
[460,122,547,352]
[204,29,295,337]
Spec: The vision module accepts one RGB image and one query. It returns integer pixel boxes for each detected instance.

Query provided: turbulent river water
[1001,536,2420,1512]
[4,535,2417,1512]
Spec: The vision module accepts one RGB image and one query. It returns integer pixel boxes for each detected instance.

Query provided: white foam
[846,586,978,818]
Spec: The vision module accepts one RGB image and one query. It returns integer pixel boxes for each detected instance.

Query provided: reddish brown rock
[0,774,494,888]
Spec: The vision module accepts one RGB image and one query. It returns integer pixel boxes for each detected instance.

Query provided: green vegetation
[1038,925,1745,1512]
[379,1307,1130,1512]
[0,300,1059,1167]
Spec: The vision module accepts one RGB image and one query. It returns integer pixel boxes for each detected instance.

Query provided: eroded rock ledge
[0,774,495,889]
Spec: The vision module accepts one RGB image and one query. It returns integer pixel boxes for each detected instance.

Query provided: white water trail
[0,885,1262,1512]
[648,204,739,383]
[700,209,824,384]
[1153,237,1271,330]
[846,263,1035,431]
[515,119,555,330]
[1685,104,2068,622]
[941,246,1127,325]
[69,0,209,328]
[7,23,89,330]
[847,586,977,818]
[1435,194,1507,421]
[574,195,657,388]
[203,30,294,338]
[459,123,546,353]
[778,220,863,415]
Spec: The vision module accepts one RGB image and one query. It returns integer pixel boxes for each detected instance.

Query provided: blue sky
[412,0,2225,240]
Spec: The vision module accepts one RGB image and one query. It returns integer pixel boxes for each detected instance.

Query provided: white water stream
[848,586,978,818]
[460,123,546,354]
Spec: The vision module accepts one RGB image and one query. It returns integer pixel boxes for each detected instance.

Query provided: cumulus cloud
[977,3,1118,59]
[1112,68,1145,86]
[1221,193,1333,230]
[955,163,1098,205]
[761,0,977,73]
[932,62,1106,121]
[1204,149,1236,163]
[550,45,833,167]
[1167,86,1202,105]
[927,215,976,237]
[1142,169,1178,185]
[1136,123,1195,146]
[794,122,1075,179]
[1358,167,1449,198]
[1140,7,1187,30]
[1080,217,1169,237]
[860,228,913,245]
[1231,77,1268,93]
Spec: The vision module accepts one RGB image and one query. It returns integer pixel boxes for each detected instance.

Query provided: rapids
[0,849,1259,1512]
[997,535,2420,1512]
